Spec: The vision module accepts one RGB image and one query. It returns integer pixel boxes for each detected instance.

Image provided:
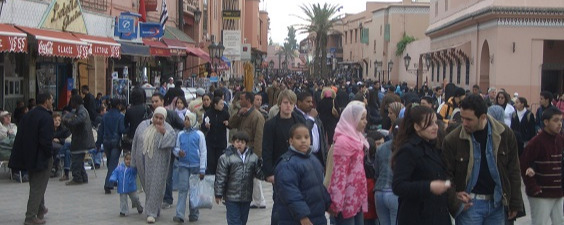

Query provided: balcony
[80,0,108,12]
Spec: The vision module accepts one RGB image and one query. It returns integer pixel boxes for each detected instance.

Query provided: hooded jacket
[109,162,137,194]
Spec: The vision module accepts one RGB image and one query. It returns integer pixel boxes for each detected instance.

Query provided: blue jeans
[335,211,364,225]
[58,143,71,170]
[163,154,175,205]
[225,201,251,225]
[88,149,102,166]
[103,140,121,189]
[455,199,505,225]
[172,160,179,191]
[175,167,200,220]
[375,190,398,225]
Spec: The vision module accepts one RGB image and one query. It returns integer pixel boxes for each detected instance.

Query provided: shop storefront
[0,24,28,112]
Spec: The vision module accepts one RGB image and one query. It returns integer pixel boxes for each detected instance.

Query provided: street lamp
[403,53,411,71]
[387,59,393,81]
[208,42,225,75]
[374,60,378,81]
[194,7,202,24]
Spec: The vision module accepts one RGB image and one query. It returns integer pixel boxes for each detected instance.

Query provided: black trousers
[70,153,87,183]
[26,158,52,219]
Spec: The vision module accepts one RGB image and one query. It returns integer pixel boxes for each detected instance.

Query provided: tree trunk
[320,34,328,79]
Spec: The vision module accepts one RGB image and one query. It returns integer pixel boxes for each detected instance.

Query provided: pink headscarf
[333,101,369,156]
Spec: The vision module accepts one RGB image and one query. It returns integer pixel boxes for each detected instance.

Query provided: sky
[264,0,401,45]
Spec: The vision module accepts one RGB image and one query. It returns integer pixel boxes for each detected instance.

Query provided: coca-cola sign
[0,36,27,53]
[38,40,88,58]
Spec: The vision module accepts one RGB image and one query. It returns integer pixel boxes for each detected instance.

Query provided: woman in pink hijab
[328,101,369,224]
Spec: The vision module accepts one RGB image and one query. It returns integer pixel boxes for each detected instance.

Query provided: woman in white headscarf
[131,107,177,223]
[328,101,369,224]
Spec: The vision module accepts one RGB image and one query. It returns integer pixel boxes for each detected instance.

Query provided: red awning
[0,24,27,53]
[143,39,170,57]
[187,47,210,62]
[17,26,88,58]
[72,33,121,58]
[162,38,187,56]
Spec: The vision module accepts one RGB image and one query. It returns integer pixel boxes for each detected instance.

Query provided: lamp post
[387,59,393,82]
[374,60,378,81]
[403,53,432,89]
[208,41,225,76]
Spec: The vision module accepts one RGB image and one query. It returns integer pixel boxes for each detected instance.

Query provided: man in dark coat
[9,92,54,225]
[163,80,184,106]
[294,91,328,167]
[81,85,98,124]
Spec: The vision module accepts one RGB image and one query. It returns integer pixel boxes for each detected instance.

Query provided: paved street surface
[0,166,535,225]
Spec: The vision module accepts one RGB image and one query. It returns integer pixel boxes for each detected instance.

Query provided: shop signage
[115,12,141,40]
[241,43,251,61]
[118,16,135,33]
[41,0,87,33]
[0,36,27,53]
[149,47,170,56]
[89,43,121,58]
[222,10,241,20]
[139,22,164,38]
[38,40,88,58]
[146,0,158,11]
[222,30,241,61]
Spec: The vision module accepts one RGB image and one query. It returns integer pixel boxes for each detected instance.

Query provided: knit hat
[154,107,167,119]
[196,88,205,96]
[185,111,198,129]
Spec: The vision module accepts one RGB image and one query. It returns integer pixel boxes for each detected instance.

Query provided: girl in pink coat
[329,101,369,224]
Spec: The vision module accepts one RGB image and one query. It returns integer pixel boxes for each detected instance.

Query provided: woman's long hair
[391,105,436,168]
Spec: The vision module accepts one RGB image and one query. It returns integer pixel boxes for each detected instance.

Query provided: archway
[479,41,491,90]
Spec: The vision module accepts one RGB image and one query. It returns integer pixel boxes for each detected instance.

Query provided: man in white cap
[0,111,17,141]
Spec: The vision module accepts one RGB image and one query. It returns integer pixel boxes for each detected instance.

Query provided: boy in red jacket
[520,107,564,225]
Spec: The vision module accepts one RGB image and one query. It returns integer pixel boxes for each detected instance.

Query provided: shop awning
[186,47,210,62]
[0,24,27,53]
[143,39,171,57]
[73,33,121,58]
[119,41,150,57]
[162,38,187,56]
[164,27,195,44]
[18,26,89,58]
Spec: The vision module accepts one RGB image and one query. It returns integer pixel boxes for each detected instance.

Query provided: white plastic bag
[189,175,214,209]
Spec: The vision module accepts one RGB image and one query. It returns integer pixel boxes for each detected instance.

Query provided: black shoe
[137,206,144,214]
[104,188,111,194]
[119,213,126,217]
[173,216,184,223]
[94,164,100,169]
[188,217,198,222]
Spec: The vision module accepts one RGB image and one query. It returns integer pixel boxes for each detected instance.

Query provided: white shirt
[237,147,249,162]
[517,108,527,122]
[295,107,320,153]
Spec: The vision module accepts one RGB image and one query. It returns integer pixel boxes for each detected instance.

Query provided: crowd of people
[5,74,564,225]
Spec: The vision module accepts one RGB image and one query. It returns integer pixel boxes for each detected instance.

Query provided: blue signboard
[118,16,135,33]
[139,22,164,38]
[120,24,137,40]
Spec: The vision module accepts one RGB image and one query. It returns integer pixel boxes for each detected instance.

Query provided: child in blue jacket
[109,153,143,216]
[173,111,207,223]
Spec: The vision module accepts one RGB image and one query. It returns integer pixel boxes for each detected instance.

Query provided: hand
[223,120,229,126]
[199,173,205,180]
[266,176,275,184]
[430,180,450,195]
[215,197,221,204]
[155,124,166,134]
[238,107,249,115]
[205,123,211,129]
[309,108,318,118]
[462,202,473,211]
[178,150,186,158]
[327,208,338,217]
[525,167,535,177]
[53,138,60,143]
[508,210,518,220]
[299,217,313,225]
[456,192,472,203]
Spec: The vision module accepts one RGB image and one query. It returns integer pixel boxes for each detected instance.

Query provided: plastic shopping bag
[189,175,215,209]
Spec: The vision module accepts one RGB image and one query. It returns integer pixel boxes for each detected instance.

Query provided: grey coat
[62,105,95,152]
[214,146,264,202]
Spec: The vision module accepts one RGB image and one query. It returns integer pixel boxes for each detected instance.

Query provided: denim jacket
[373,140,394,191]
[466,121,503,209]
[96,109,125,149]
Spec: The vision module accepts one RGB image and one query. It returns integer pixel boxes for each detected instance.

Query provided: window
[355,29,358,43]
[431,62,435,82]
[449,60,453,83]
[380,25,382,36]
[373,40,377,52]
[79,0,107,12]
[456,59,461,84]
[344,31,347,45]
[465,58,470,85]
[203,0,208,34]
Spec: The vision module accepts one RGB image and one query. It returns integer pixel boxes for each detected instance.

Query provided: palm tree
[296,3,341,78]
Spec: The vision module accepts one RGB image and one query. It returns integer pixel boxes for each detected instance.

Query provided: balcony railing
[80,0,108,12]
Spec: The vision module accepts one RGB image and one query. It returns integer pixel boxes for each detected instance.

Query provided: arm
[214,155,228,198]
[228,113,242,130]
[109,166,120,183]
[261,121,275,177]
[506,130,524,212]
[275,163,311,221]
[169,111,184,130]
[118,114,126,135]
[96,116,104,149]
[392,146,432,200]
[39,116,55,157]
[253,114,265,157]
[198,131,207,174]
[520,137,541,195]
[200,112,210,132]
[65,108,89,127]
[173,131,182,157]
[157,124,177,150]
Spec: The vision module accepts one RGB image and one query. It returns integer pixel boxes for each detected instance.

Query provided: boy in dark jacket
[214,131,264,225]
[109,153,143,216]
[274,124,331,225]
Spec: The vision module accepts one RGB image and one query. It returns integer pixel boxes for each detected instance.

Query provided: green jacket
[442,116,523,213]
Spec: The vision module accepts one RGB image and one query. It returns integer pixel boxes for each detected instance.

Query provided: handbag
[189,175,215,209]
[331,99,339,118]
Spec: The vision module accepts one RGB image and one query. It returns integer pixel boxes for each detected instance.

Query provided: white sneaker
[147,216,156,223]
